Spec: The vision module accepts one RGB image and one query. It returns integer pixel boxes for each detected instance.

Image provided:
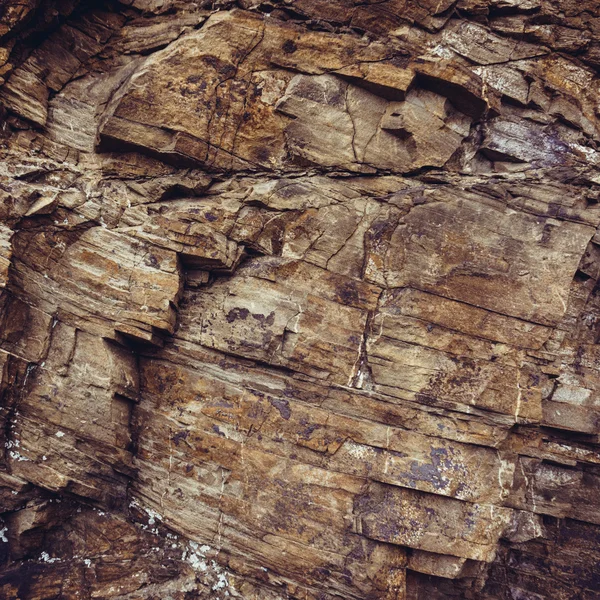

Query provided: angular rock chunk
[335,62,415,101]
[0,224,11,289]
[367,305,543,420]
[98,10,390,171]
[407,550,473,579]
[443,21,547,65]
[384,288,553,350]
[98,10,477,174]
[507,457,600,524]
[9,329,137,506]
[354,483,513,562]
[0,10,125,126]
[177,256,379,384]
[481,117,574,166]
[118,198,244,271]
[372,196,593,325]
[11,227,181,344]
[277,75,472,172]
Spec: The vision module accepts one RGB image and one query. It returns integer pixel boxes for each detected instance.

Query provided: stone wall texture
[0,1,600,598]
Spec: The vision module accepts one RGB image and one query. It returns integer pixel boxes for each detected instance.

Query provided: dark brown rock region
[1,0,600,598]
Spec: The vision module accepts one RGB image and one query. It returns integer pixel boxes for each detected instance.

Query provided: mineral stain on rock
[0,1,600,599]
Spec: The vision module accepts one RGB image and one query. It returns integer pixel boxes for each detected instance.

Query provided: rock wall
[0,1,600,598]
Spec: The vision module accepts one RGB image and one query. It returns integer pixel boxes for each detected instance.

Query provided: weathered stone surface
[0,1,600,599]
[355,483,513,562]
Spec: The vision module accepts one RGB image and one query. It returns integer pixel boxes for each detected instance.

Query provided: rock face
[1,1,600,599]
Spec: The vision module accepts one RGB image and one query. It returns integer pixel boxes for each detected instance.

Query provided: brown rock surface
[1,1,600,599]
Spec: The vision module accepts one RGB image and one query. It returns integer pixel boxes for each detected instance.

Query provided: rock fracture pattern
[0,0,600,598]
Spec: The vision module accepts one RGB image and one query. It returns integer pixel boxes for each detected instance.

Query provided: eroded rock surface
[1,1,600,598]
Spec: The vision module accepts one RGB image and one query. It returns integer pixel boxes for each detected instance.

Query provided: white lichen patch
[40,551,60,564]
[145,507,163,526]
[129,497,163,526]
[345,440,375,460]
[212,571,229,592]
[9,450,29,462]
[181,541,235,598]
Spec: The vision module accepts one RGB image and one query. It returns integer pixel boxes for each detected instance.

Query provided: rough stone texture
[0,1,600,599]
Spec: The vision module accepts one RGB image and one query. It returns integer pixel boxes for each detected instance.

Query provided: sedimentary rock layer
[0,1,600,598]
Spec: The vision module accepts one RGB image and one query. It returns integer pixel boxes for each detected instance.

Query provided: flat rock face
[1,1,600,599]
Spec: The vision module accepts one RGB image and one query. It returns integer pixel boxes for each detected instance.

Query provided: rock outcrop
[1,1,600,598]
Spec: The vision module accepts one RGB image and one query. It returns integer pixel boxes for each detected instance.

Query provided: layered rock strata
[0,1,600,598]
